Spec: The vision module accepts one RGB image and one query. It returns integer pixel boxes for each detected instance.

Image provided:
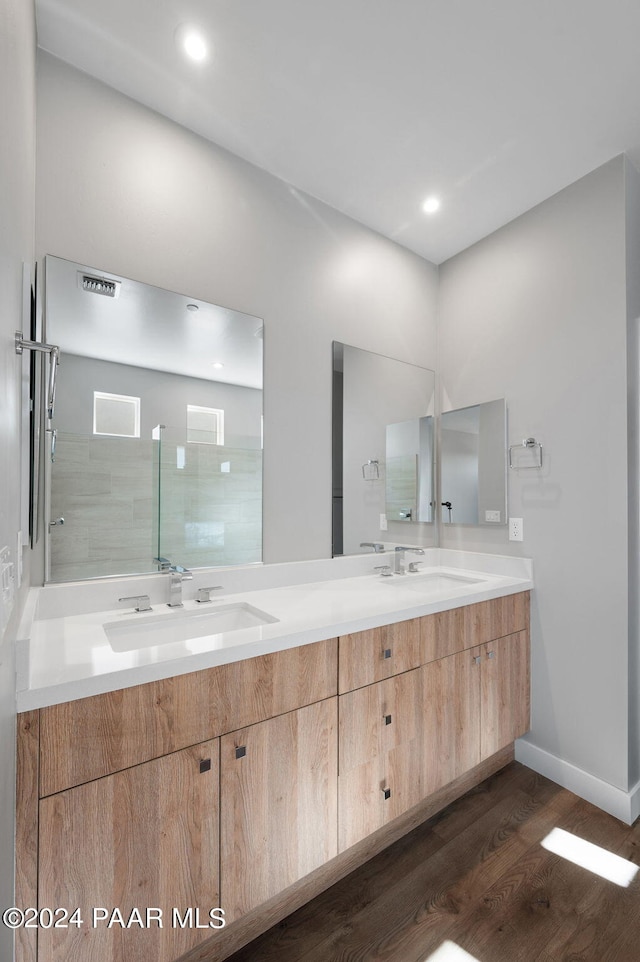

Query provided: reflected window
[186,404,224,445]
[93,391,140,438]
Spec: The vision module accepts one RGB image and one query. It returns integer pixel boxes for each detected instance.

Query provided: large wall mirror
[332,342,436,555]
[440,398,507,525]
[43,255,263,582]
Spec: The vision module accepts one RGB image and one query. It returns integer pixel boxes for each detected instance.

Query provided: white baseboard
[515,738,640,826]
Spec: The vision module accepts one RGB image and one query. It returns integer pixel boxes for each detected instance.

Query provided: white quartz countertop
[16,550,533,711]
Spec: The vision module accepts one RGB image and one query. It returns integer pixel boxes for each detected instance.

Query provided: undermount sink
[104,603,279,653]
[383,571,485,590]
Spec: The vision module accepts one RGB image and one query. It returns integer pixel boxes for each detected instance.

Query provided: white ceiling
[46,255,263,388]
[35,0,640,264]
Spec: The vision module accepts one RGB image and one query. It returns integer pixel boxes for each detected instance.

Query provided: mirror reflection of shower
[44,255,263,583]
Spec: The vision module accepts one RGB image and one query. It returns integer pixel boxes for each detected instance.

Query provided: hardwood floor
[225,762,640,962]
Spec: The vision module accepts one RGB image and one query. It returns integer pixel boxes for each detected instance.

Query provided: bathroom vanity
[15,555,531,962]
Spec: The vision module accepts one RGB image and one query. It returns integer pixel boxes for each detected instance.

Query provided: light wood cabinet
[39,638,337,796]
[18,591,530,962]
[339,592,530,852]
[421,629,530,795]
[421,591,529,662]
[38,740,219,962]
[422,648,481,795]
[220,698,338,920]
[480,630,530,758]
[338,668,423,850]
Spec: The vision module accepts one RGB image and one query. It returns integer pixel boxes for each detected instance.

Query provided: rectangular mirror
[332,342,435,555]
[385,416,434,523]
[440,398,507,525]
[43,255,263,582]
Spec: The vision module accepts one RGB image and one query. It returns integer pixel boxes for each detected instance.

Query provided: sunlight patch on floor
[541,827,638,887]
[423,941,481,962]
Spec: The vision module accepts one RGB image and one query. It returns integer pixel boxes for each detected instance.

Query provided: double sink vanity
[15,549,532,962]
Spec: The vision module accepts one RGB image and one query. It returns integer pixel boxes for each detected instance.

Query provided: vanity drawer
[421,591,530,663]
[39,637,338,796]
[338,619,422,693]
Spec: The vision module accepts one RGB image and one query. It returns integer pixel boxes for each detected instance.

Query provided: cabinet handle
[382,787,391,800]
[474,655,481,665]
[199,758,211,774]
[487,650,495,659]
[383,714,392,726]
[383,648,392,660]
[235,746,246,759]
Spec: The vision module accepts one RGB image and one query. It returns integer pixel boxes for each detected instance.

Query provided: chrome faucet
[360,542,386,553]
[394,546,425,575]
[154,557,193,607]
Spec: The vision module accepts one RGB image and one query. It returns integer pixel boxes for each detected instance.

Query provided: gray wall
[439,158,631,791]
[36,51,440,566]
[0,0,36,957]
[56,353,262,445]
[27,31,640,823]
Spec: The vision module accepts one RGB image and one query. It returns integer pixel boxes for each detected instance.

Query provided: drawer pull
[474,655,481,665]
[383,714,392,726]
[382,787,391,800]
[235,746,246,759]
[199,758,211,774]
[487,650,495,659]
[383,648,392,660]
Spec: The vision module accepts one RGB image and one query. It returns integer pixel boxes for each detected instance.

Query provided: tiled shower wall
[157,439,262,569]
[49,432,262,581]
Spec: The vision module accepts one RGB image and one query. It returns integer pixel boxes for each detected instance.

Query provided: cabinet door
[338,670,423,851]
[38,740,219,962]
[339,668,422,773]
[481,630,530,758]
[220,698,338,921]
[422,649,481,795]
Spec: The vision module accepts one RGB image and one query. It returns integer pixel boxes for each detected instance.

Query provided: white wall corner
[515,738,638,826]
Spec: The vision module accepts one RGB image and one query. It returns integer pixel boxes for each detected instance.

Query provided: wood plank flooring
[224,762,640,962]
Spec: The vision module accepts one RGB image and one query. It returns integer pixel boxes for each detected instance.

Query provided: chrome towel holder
[362,459,380,480]
[509,437,542,469]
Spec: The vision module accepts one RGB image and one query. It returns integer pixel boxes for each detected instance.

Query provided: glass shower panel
[156,438,262,569]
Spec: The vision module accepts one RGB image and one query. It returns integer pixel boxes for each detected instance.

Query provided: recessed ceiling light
[186,303,199,312]
[175,24,209,63]
[212,362,224,369]
[422,196,441,214]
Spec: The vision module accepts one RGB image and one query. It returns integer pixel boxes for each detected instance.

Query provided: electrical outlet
[379,513,388,531]
[509,517,524,542]
[485,510,501,523]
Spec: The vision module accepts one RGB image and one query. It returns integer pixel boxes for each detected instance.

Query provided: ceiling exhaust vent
[78,272,121,298]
